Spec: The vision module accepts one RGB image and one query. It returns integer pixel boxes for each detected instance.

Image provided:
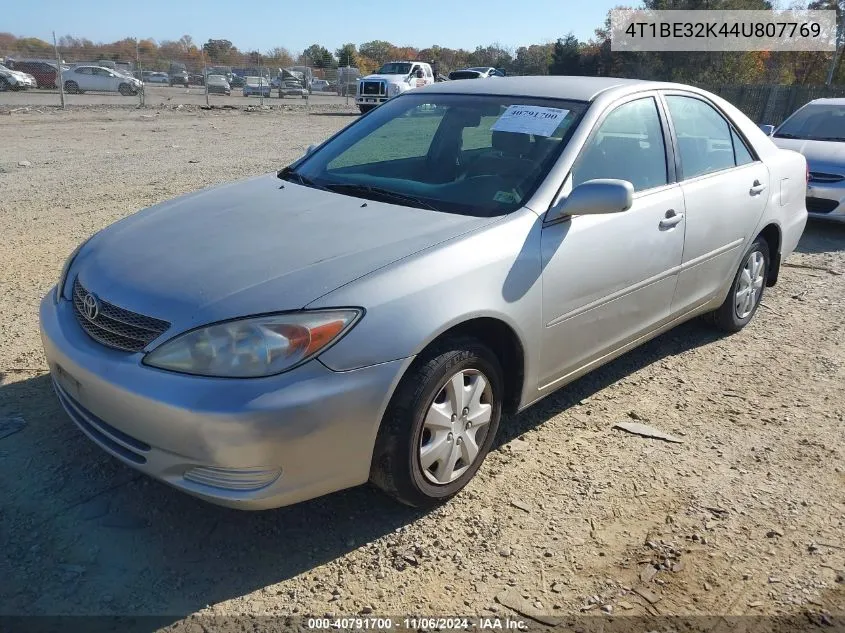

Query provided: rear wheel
[370,337,503,507]
[709,236,769,332]
[64,80,79,94]
[0,77,9,91]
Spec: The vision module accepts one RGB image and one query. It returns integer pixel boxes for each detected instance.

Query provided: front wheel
[118,83,132,96]
[370,337,503,508]
[709,236,769,332]
[358,104,375,114]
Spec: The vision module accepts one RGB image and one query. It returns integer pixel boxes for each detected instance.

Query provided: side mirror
[305,144,317,156]
[759,124,775,136]
[547,179,634,222]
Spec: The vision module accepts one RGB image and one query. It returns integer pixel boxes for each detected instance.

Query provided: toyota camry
[40,77,807,510]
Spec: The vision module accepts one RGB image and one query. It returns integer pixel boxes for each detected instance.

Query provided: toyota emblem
[82,292,100,320]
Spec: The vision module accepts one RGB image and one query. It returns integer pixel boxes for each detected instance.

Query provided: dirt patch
[1,107,843,626]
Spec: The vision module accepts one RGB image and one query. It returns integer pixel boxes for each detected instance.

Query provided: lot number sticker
[491,105,570,137]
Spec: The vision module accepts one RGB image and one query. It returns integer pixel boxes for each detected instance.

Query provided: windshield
[287,93,587,216]
[377,63,412,75]
[775,103,845,141]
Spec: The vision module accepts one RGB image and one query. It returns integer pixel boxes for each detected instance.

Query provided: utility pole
[136,39,145,106]
[52,31,65,109]
[826,3,843,86]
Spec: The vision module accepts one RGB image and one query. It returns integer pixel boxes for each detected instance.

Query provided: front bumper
[805,181,845,222]
[356,95,389,105]
[39,291,410,510]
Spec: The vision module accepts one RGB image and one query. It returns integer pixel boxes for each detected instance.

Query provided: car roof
[807,98,845,105]
[417,75,680,102]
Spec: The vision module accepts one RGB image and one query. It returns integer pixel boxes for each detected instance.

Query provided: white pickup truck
[355,61,434,113]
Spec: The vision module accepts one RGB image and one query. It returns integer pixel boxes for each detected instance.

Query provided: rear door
[661,92,769,313]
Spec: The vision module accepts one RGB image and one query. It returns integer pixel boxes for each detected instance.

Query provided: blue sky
[6,0,612,53]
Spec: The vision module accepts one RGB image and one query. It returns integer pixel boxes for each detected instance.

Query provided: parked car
[169,71,189,87]
[8,60,61,88]
[61,65,142,95]
[448,67,505,80]
[764,98,845,222]
[356,61,435,113]
[144,72,170,84]
[0,63,36,91]
[229,74,245,88]
[311,79,330,92]
[278,76,308,98]
[205,74,230,95]
[242,76,271,97]
[188,73,205,86]
[41,77,807,511]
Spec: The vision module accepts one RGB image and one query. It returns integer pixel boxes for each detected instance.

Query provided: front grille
[809,171,845,183]
[72,278,170,352]
[806,196,839,214]
[361,80,385,96]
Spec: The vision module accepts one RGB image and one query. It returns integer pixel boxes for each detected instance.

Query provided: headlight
[144,309,363,377]
[390,83,401,95]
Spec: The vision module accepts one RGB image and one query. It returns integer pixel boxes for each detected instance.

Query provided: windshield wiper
[277,166,330,191]
[773,132,800,139]
[812,136,845,142]
[325,183,441,212]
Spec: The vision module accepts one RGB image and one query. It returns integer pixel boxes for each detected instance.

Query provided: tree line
[2,0,844,85]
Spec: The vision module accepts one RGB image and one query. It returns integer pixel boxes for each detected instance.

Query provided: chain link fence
[3,35,845,124]
[0,36,366,111]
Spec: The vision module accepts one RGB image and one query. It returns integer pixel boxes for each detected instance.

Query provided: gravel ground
[0,107,843,629]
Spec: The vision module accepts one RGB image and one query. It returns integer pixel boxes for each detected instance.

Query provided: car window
[297,94,587,216]
[774,103,845,141]
[665,95,737,179]
[76,67,91,74]
[328,106,446,168]
[572,97,668,192]
[732,129,754,166]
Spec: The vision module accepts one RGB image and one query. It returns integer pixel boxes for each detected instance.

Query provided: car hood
[74,173,497,335]
[772,137,845,173]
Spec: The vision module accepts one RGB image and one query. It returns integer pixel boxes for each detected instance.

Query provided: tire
[64,80,79,94]
[370,337,503,508]
[0,77,9,92]
[709,236,769,333]
[358,105,375,114]
[118,83,132,96]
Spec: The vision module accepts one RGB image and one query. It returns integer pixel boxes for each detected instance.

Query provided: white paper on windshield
[490,105,570,137]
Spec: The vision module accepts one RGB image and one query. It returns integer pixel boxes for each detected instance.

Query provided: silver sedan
[40,77,808,510]
[766,98,845,222]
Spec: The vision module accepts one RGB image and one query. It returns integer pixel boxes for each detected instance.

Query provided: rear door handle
[750,180,767,195]
[659,209,684,229]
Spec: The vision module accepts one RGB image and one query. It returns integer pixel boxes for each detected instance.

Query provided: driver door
[538,95,686,390]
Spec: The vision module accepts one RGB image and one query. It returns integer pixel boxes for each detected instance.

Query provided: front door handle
[750,180,767,195]
[659,209,684,229]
